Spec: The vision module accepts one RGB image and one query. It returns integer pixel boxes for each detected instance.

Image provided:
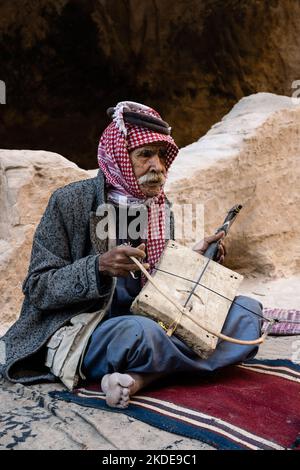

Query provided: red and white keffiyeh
[97,101,179,279]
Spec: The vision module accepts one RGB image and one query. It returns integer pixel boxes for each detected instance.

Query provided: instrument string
[153,267,300,325]
[183,257,212,308]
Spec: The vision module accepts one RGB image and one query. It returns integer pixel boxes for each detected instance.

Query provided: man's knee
[108,315,159,340]
[223,295,263,337]
[117,315,168,349]
[234,295,263,315]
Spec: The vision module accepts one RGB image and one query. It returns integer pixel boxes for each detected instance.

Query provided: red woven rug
[51,359,300,450]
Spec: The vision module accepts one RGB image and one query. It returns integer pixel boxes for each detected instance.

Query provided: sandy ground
[240,275,300,310]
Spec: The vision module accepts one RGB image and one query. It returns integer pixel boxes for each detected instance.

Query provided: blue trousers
[82,295,263,381]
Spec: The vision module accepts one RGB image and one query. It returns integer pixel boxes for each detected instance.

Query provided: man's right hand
[98,243,149,277]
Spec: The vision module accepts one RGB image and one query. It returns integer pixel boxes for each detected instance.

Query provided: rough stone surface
[0,150,88,335]
[166,92,300,279]
[1,0,300,168]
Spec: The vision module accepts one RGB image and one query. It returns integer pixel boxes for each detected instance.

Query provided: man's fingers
[114,262,142,271]
[115,265,150,277]
[115,262,150,272]
[137,243,146,251]
[132,262,150,271]
[217,243,225,257]
[205,231,225,244]
[218,241,227,256]
[216,239,227,263]
[220,241,227,257]
[116,270,131,278]
[115,255,138,264]
[119,245,146,260]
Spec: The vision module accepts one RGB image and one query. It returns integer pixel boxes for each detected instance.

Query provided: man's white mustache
[137,172,166,185]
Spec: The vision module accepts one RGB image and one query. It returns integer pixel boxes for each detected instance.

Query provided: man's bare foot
[101,372,163,409]
[101,373,136,408]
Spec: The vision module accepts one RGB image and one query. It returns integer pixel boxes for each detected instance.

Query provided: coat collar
[90,169,116,254]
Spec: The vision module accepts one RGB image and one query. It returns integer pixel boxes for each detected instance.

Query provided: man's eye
[141,150,153,158]
[138,148,167,159]
[158,148,167,159]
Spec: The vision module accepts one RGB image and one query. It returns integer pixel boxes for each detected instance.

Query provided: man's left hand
[192,231,227,264]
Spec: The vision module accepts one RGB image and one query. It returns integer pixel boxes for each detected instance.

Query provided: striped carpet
[50,359,300,450]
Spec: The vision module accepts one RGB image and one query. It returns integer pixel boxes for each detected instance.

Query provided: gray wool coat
[0,169,174,384]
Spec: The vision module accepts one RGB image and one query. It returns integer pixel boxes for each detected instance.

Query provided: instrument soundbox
[130,204,266,358]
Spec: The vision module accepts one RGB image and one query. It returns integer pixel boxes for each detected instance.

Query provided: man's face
[129,142,168,197]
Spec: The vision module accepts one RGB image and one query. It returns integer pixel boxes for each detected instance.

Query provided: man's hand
[99,243,149,277]
[192,231,227,264]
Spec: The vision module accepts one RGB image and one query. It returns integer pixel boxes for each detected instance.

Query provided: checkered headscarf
[97,101,179,279]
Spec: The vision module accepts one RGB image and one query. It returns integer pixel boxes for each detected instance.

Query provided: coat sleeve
[22,190,113,310]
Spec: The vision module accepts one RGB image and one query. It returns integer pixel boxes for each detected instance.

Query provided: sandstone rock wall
[1,0,300,168]
[0,150,88,335]
[166,92,300,278]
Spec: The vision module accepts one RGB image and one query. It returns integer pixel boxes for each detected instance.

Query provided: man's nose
[148,154,164,172]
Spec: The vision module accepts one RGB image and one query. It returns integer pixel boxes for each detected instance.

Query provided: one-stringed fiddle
[130,204,270,358]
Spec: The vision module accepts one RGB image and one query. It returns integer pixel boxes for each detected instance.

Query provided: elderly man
[0,101,262,409]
